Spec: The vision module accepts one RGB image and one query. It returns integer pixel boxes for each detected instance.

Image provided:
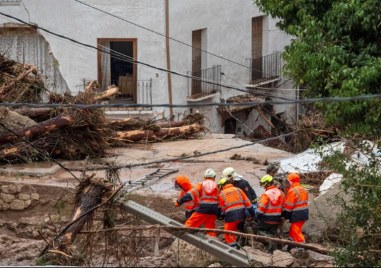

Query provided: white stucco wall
[0,0,295,128]
[169,0,294,131]
[0,0,170,113]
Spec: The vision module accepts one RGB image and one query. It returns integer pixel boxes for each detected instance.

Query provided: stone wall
[0,183,39,211]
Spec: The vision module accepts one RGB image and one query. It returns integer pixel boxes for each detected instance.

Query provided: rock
[306,250,334,262]
[24,199,32,207]
[7,184,19,194]
[1,193,15,203]
[30,193,39,201]
[272,250,294,267]
[304,181,348,237]
[1,185,9,193]
[170,238,219,267]
[18,193,31,201]
[208,263,222,267]
[242,246,272,266]
[9,199,25,210]
[2,203,9,210]
[16,184,23,193]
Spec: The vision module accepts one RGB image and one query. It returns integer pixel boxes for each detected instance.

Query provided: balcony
[105,79,153,110]
[187,65,221,101]
[246,51,281,87]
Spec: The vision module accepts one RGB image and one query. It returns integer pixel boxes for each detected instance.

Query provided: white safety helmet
[204,168,216,178]
[222,167,237,179]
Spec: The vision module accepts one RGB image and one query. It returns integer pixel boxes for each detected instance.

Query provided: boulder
[271,250,294,267]
[242,246,272,266]
[304,181,349,237]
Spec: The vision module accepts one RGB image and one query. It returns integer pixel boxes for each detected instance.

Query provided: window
[97,38,137,102]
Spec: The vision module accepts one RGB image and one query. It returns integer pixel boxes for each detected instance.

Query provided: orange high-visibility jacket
[177,189,197,212]
[283,182,309,223]
[194,180,219,215]
[176,176,199,211]
[218,184,254,222]
[257,185,285,224]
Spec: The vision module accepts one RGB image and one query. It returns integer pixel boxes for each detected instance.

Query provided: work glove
[175,200,180,207]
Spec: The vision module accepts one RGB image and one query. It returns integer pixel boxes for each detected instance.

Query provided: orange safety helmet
[287,173,300,184]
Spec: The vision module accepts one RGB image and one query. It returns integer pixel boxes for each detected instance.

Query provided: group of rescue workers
[174,165,309,250]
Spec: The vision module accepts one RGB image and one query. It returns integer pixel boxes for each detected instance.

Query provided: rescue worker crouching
[177,169,219,237]
[283,173,309,245]
[254,175,286,237]
[174,175,199,220]
[218,177,255,248]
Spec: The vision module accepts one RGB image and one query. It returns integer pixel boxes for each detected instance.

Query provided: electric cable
[1,93,380,110]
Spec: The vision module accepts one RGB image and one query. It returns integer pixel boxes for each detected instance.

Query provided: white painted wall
[0,0,295,130]
[0,0,170,114]
[169,0,294,131]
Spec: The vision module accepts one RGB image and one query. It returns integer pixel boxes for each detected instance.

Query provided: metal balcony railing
[82,79,152,111]
[188,65,221,99]
[0,0,21,5]
[246,51,281,85]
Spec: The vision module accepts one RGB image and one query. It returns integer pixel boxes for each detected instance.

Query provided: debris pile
[0,55,206,164]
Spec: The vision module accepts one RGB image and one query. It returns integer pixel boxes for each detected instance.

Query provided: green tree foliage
[253,0,381,266]
[322,141,381,266]
[254,0,381,134]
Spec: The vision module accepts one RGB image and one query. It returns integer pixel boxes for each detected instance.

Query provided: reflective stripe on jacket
[218,184,253,222]
[283,182,309,223]
[257,185,285,224]
[177,190,197,212]
[195,181,219,215]
[178,187,199,210]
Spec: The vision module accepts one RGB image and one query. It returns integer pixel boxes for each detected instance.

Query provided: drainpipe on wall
[165,0,174,120]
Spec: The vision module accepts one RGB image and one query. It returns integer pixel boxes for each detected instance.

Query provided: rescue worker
[218,177,255,248]
[266,163,289,194]
[177,169,219,237]
[283,173,309,244]
[253,175,285,236]
[174,175,198,220]
[222,167,258,208]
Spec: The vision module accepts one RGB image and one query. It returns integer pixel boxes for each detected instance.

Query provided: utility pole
[165,0,174,119]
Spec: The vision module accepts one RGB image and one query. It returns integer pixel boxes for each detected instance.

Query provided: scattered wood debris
[0,55,206,164]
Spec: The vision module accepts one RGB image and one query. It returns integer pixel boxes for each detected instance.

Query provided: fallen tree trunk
[13,107,53,120]
[113,123,204,142]
[40,175,115,255]
[81,225,330,255]
[0,114,75,145]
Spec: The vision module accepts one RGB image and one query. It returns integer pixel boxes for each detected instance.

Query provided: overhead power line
[1,93,381,109]
[74,0,266,75]
[0,12,277,98]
